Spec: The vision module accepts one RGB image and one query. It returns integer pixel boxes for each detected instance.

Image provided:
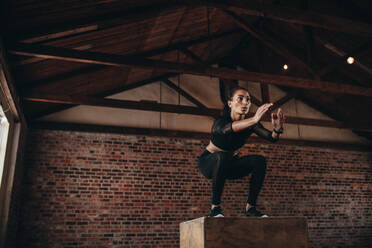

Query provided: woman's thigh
[227,155,266,179]
[198,151,233,179]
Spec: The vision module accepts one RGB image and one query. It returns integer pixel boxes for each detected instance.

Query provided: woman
[198,87,285,217]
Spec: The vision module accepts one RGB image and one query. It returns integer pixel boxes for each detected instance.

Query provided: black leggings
[198,150,267,206]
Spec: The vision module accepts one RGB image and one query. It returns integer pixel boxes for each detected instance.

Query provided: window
[0,105,9,186]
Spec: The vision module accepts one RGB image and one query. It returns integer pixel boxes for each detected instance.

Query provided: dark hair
[221,86,249,117]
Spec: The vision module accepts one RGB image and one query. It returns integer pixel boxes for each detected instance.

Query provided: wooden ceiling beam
[16,28,242,66]
[0,39,26,124]
[20,26,99,44]
[288,88,372,139]
[238,62,372,139]
[97,73,178,97]
[351,39,372,56]
[220,35,263,107]
[162,78,207,109]
[179,47,261,107]
[179,46,264,107]
[15,44,93,66]
[9,43,372,97]
[195,0,372,37]
[339,69,371,88]
[315,36,372,77]
[179,48,204,64]
[256,29,270,103]
[181,46,262,107]
[10,4,186,40]
[260,84,270,103]
[26,32,234,119]
[11,1,372,42]
[23,93,372,132]
[22,65,105,90]
[300,0,313,68]
[24,94,220,117]
[23,29,240,91]
[249,94,262,107]
[28,73,177,120]
[335,0,372,24]
[271,92,296,111]
[223,9,317,79]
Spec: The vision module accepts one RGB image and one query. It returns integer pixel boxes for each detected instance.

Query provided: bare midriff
[206,141,228,153]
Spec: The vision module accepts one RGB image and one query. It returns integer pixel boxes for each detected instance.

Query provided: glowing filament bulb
[346,56,354,64]
[283,64,288,70]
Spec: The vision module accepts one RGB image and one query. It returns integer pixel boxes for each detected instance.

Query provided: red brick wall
[17,129,371,248]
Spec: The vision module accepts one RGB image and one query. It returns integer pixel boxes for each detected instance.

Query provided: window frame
[0,61,22,248]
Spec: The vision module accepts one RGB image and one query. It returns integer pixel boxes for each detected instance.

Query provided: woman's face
[228,89,251,115]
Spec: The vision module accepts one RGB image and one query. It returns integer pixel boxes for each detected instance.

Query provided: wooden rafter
[27,30,238,119]
[16,44,93,66]
[29,73,177,120]
[9,43,372,97]
[23,93,372,132]
[181,47,262,107]
[256,31,270,103]
[162,78,207,109]
[260,84,270,103]
[11,1,372,41]
[0,40,26,124]
[180,47,244,108]
[22,65,105,90]
[237,61,294,108]
[229,33,251,58]
[223,9,317,79]
[16,26,242,66]
[10,4,186,40]
[179,48,204,64]
[23,29,241,92]
[20,25,99,44]
[237,62,371,140]
[271,92,296,111]
[301,0,315,69]
[338,68,371,88]
[201,0,372,37]
[97,73,177,97]
[25,94,219,117]
[285,88,372,141]
[315,36,372,77]
[218,34,262,107]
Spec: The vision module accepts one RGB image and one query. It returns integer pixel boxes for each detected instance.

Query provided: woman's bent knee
[253,155,267,171]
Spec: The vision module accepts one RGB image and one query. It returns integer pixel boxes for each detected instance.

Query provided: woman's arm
[231,116,258,132]
[231,103,273,132]
[252,122,280,142]
[253,108,285,142]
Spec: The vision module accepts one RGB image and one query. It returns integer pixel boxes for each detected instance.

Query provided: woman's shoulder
[212,115,231,126]
[212,115,233,134]
[214,114,232,122]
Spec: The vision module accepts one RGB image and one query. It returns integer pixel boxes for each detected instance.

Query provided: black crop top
[210,115,279,151]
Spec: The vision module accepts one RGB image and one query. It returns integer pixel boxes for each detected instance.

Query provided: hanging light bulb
[283,64,288,70]
[346,56,354,64]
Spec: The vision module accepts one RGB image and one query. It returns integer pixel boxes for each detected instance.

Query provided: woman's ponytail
[221,103,231,117]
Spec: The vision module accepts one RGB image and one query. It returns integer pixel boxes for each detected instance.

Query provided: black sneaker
[208,206,224,217]
[245,206,268,218]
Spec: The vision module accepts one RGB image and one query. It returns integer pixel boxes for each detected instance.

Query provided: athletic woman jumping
[198,87,285,217]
